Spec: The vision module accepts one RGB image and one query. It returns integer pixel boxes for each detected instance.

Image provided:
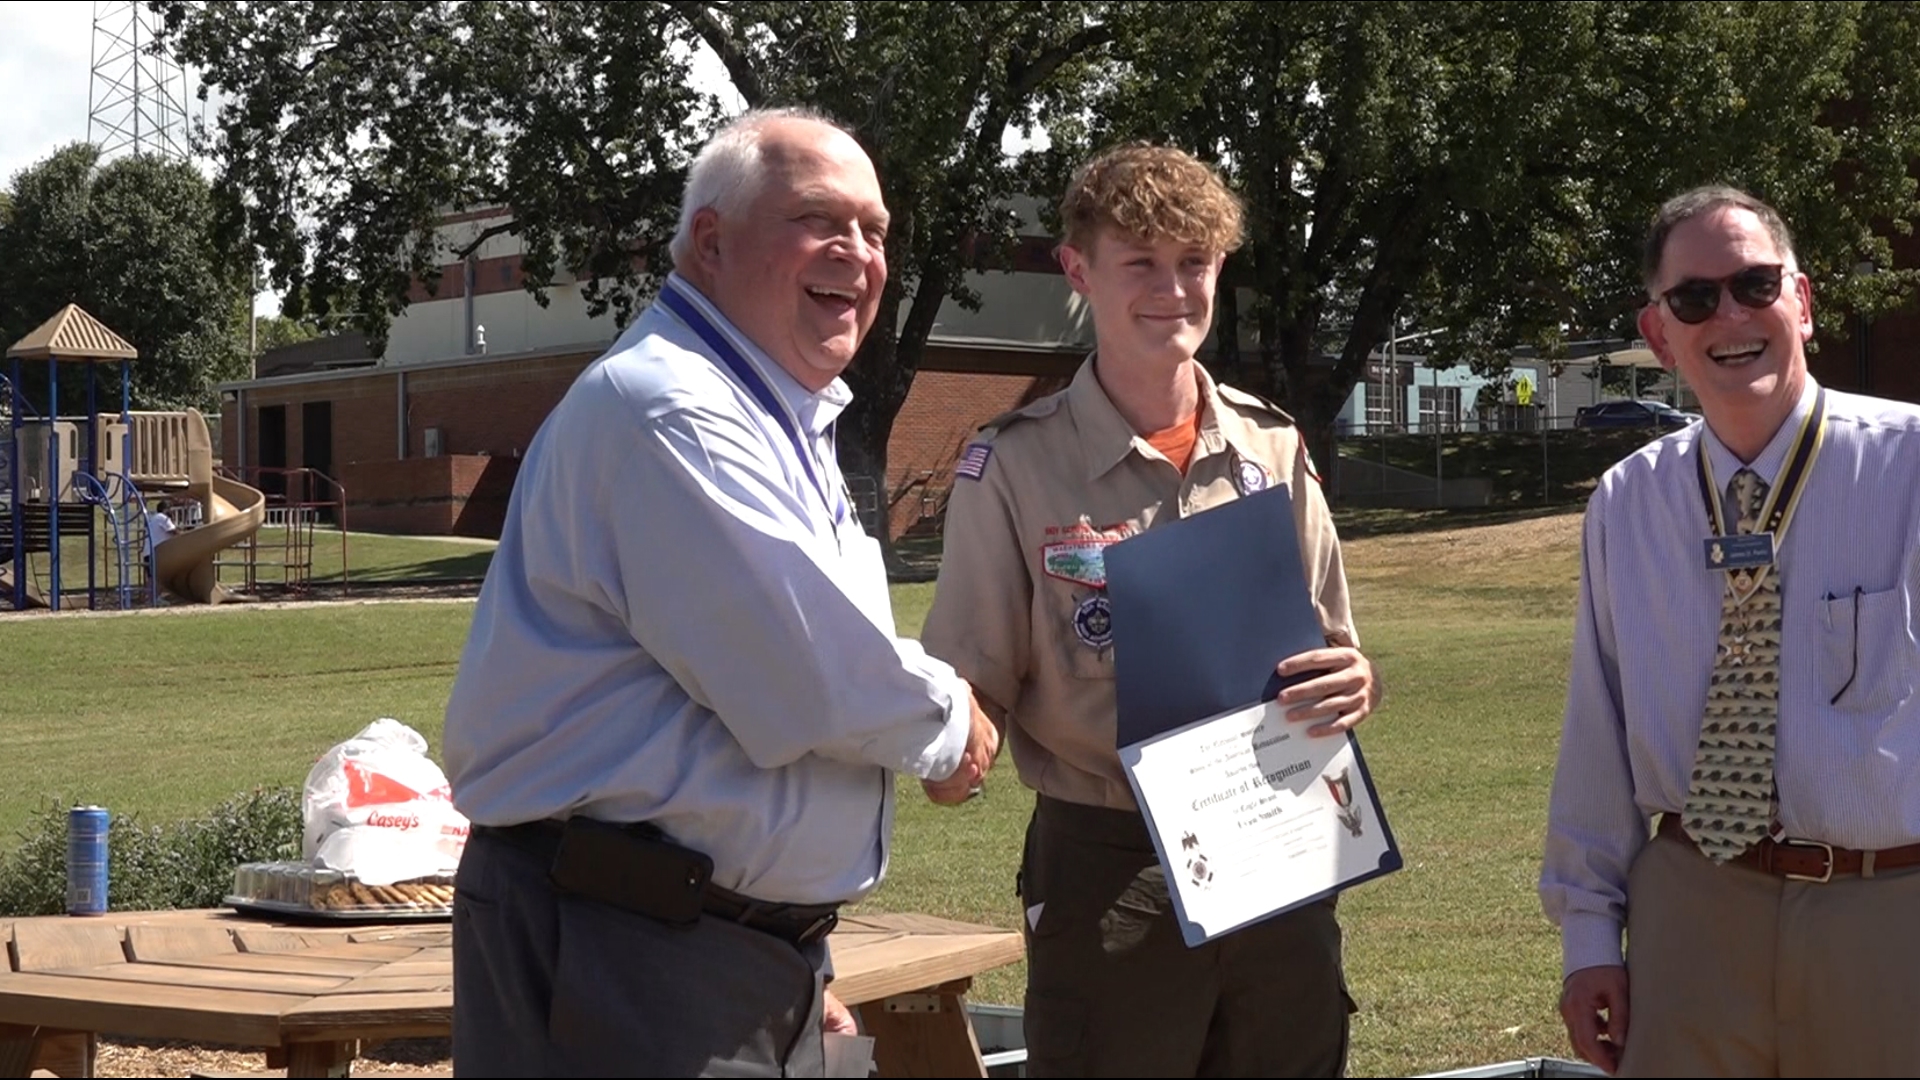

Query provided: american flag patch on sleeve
[955,442,994,481]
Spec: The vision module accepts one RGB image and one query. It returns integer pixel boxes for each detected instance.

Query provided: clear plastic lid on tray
[228,860,455,916]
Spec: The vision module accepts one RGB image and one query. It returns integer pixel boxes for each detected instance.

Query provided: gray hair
[668,105,853,270]
[1641,184,1800,292]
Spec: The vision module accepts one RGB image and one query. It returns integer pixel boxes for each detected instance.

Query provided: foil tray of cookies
[226,860,456,921]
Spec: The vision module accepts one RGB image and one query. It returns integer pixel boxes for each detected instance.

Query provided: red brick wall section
[340,454,521,539]
[402,355,595,459]
[883,370,1067,539]
[234,353,1069,540]
[234,351,600,476]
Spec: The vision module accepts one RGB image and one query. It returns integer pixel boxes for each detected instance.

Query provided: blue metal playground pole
[7,358,21,612]
[124,360,144,607]
[46,356,59,612]
[86,362,97,608]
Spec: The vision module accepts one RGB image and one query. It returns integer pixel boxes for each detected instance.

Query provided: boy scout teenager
[919,143,1384,1077]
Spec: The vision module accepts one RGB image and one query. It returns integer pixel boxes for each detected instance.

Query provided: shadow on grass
[318,548,496,583]
[884,503,1589,571]
[1329,504,1585,539]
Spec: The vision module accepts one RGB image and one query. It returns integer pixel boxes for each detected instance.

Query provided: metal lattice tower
[88,0,192,161]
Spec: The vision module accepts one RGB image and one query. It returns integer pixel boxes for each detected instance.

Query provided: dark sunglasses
[1659,264,1791,324]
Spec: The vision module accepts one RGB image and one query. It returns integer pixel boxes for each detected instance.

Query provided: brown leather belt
[1658,814,1920,882]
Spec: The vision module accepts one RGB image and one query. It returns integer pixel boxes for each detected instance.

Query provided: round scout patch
[1073,595,1113,648]
[1236,458,1270,495]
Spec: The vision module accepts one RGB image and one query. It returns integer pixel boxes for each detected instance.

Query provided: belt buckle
[1779,839,1834,883]
[796,911,839,947]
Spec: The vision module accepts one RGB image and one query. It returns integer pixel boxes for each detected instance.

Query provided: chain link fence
[1326,408,1684,510]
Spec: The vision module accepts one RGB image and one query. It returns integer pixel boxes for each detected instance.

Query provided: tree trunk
[837,293,915,573]
[1272,320,1340,500]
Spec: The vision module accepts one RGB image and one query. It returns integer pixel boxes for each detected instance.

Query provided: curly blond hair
[1059,142,1246,255]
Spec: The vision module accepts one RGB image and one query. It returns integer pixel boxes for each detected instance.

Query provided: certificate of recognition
[1120,698,1400,947]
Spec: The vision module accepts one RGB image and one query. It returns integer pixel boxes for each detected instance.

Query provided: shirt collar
[1698,374,1820,491]
[661,272,851,437]
[1068,353,1238,482]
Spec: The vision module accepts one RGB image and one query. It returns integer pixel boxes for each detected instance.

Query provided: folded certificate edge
[1119,704,1404,949]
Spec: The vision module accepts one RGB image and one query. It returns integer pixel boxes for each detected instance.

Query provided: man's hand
[822,987,858,1034]
[923,690,1000,805]
[1559,964,1629,1075]
[1276,646,1381,736]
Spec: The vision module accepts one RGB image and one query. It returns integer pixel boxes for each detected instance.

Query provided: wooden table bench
[0,909,1023,1078]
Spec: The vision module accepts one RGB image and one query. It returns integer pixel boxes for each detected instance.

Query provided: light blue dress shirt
[1541,378,1920,976]
[442,274,973,906]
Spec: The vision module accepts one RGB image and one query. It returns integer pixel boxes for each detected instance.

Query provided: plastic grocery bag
[302,718,471,886]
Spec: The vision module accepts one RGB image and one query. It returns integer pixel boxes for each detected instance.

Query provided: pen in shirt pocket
[1825,585,1862,705]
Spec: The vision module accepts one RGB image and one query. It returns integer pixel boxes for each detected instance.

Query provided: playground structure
[3,305,345,612]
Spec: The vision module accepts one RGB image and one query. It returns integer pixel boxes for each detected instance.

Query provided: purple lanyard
[658,281,849,526]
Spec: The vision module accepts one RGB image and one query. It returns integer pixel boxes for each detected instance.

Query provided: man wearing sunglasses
[1539,184,1920,1077]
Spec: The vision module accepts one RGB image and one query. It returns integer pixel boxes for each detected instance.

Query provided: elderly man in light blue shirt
[442,106,1000,1078]
[1542,185,1920,1077]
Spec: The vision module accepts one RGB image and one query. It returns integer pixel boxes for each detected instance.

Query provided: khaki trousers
[1619,827,1920,1077]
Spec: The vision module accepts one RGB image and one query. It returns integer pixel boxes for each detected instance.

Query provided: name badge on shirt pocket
[1704,532,1774,571]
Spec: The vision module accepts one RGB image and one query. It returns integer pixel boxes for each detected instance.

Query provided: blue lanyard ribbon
[658,281,849,526]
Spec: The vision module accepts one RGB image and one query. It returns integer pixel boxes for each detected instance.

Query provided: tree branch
[453,220,520,261]
[1006,21,1113,101]
[665,1,766,107]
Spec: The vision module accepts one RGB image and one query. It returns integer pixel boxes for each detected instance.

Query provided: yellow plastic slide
[153,408,266,605]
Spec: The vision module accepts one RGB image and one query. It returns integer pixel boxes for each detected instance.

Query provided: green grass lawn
[12,526,496,603]
[0,509,1589,1077]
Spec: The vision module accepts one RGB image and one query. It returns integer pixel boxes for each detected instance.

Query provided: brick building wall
[880,369,1069,538]
[342,455,521,537]
[1811,229,1920,403]
[400,354,596,459]
[222,344,1082,542]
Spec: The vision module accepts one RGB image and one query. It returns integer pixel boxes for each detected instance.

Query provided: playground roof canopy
[7,304,140,363]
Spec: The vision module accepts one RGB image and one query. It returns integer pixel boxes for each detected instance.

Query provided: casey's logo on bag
[365,811,423,831]
[343,760,452,809]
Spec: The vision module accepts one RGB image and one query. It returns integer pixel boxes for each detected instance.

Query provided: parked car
[1573,399,1701,430]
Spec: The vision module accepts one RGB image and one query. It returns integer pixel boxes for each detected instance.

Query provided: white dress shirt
[443,273,973,906]
[1540,378,1920,976]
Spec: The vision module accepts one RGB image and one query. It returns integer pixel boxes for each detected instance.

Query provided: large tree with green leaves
[671,2,1110,538]
[1064,0,1920,451]
[0,142,252,413]
[152,0,1110,556]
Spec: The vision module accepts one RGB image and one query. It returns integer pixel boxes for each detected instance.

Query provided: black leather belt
[475,819,841,947]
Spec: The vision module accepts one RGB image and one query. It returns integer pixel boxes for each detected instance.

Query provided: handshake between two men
[923,687,1002,805]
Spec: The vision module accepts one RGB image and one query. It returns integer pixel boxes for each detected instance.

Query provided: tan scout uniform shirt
[921,355,1358,813]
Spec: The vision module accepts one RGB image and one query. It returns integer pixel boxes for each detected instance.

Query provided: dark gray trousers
[1018,794,1358,1077]
[450,824,829,1077]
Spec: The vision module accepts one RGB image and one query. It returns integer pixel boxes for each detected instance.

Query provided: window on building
[1418,385,1462,433]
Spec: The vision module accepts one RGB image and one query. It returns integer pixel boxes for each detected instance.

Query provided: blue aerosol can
[67,806,109,916]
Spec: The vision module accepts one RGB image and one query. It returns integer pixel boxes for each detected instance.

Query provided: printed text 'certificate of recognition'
[1119,697,1399,948]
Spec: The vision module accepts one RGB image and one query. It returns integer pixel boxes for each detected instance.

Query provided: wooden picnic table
[0,908,1024,1078]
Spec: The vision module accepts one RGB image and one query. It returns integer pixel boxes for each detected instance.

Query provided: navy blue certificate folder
[1104,484,1332,748]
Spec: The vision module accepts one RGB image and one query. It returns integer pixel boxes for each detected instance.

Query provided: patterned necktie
[1682,468,1782,862]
